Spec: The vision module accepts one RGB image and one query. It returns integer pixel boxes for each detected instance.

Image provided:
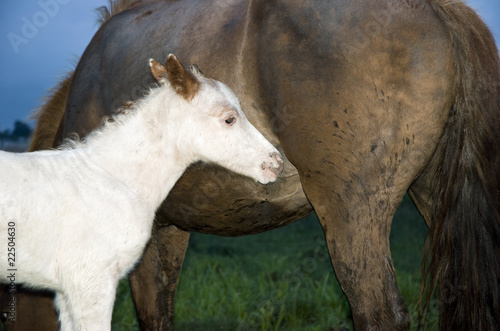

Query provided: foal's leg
[64,274,118,331]
[130,224,190,330]
[55,292,74,331]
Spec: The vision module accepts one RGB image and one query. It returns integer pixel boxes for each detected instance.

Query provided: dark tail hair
[420,0,500,330]
[28,72,73,151]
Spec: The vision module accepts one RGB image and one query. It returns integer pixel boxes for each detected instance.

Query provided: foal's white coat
[0,55,283,331]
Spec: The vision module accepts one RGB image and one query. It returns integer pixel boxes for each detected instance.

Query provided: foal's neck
[84,88,189,212]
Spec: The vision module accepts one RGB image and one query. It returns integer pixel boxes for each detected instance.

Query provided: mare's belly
[158,161,312,236]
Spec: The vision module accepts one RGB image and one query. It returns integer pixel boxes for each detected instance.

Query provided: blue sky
[0,0,499,132]
[0,0,103,131]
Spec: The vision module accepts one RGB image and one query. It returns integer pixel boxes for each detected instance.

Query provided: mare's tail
[421,1,500,330]
[28,73,73,151]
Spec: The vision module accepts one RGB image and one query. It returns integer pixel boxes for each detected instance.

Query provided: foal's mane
[58,99,141,151]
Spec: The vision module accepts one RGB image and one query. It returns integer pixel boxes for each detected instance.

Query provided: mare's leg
[156,225,190,324]
[277,81,449,329]
[276,98,448,330]
[278,93,448,329]
[129,224,190,330]
[0,286,58,331]
[301,173,411,329]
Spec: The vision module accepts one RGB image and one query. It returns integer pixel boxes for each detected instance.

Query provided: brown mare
[2,0,499,330]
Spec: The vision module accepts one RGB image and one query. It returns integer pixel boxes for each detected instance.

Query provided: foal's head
[149,54,283,184]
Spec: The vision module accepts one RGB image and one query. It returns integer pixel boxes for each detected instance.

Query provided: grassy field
[111,194,437,331]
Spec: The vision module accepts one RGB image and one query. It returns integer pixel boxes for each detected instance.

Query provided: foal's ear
[149,58,168,82]
[165,54,200,101]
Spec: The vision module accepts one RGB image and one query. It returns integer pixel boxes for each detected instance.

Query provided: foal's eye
[224,116,236,126]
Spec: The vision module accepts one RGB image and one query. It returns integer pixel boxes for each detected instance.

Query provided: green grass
[109,194,437,330]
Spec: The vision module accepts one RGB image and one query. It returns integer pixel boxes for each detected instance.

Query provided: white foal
[0,54,283,331]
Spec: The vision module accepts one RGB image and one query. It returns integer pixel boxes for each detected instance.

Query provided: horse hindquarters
[259,1,453,328]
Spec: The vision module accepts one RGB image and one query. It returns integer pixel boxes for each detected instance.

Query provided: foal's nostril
[269,152,284,174]
[276,154,284,167]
